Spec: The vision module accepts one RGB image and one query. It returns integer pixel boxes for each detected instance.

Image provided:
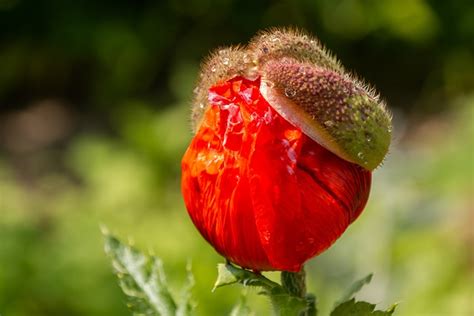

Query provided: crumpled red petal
[181,76,371,272]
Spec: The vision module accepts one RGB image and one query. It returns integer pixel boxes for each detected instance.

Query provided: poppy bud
[181,29,391,272]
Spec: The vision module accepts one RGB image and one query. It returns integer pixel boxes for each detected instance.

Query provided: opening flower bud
[182,29,391,272]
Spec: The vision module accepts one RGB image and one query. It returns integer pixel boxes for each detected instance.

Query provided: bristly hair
[191,27,387,127]
[190,27,392,167]
[249,27,387,111]
[190,45,255,132]
[249,26,344,74]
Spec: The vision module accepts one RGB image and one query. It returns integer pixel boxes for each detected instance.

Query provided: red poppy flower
[181,76,371,272]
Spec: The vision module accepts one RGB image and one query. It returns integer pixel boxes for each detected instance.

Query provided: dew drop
[324,120,334,127]
[367,135,372,142]
[357,152,368,165]
[222,57,230,65]
[199,103,205,109]
[286,165,295,175]
[284,87,296,97]
[211,66,217,72]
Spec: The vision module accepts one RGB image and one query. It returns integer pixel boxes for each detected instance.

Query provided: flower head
[181,29,391,272]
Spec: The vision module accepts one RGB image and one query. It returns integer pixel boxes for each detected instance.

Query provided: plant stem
[281,266,317,316]
[281,267,307,298]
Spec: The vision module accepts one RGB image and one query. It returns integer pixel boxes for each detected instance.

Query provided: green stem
[281,266,317,316]
[281,268,307,298]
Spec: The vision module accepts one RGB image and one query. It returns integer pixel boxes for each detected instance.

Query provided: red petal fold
[181,76,371,272]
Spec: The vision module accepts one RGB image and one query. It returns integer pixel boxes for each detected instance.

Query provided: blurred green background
[0,0,472,315]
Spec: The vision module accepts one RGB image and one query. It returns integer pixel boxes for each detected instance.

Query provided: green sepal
[214,262,315,316]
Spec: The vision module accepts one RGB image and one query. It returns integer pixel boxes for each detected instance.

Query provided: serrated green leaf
[335,274,373,306]
[269,292,308,316]
[176,262,195,316]
[330,298,396,316]
[214,263,315,316]
[380,304,397,315]
[104,232,177,316]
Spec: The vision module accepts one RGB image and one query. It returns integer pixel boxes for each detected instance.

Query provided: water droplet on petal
[286,165,295,175]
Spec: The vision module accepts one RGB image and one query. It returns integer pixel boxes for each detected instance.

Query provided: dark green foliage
[214,263,397,316]
[214,263,310,316]
[104,231,194,316]
[334,274,373,307]
[330,299,396,316]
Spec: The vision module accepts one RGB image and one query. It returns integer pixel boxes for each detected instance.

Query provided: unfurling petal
[182,77,371,271]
